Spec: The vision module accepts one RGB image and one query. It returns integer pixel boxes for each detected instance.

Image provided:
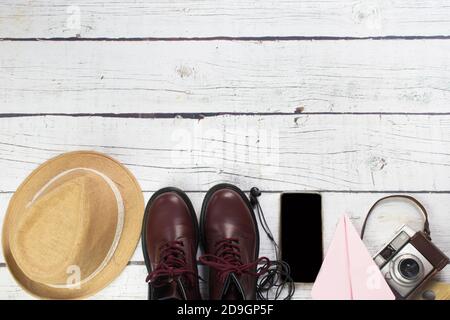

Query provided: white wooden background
[1,1,449,300]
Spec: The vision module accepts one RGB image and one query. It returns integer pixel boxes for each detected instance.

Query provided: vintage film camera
[362,195,449,300]
[373,225,448,299]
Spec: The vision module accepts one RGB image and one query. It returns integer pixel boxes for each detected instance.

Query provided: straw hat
[2,151,144,299]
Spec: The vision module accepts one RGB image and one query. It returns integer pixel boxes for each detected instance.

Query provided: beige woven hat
[2,151,144,299]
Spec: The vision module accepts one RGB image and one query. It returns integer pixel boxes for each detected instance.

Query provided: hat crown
[10,170,119,288]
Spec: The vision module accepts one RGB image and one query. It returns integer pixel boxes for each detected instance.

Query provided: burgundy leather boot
[199,184,267,300]
[142,188,201,300]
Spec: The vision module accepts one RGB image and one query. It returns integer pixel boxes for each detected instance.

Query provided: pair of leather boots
[142,184,266,300]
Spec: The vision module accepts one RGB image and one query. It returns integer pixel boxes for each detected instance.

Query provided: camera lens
[399,258,421,279]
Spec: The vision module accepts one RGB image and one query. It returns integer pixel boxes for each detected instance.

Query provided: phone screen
[280,193,323,282]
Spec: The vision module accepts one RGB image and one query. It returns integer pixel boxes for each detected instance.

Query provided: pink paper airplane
[311,214,395,300]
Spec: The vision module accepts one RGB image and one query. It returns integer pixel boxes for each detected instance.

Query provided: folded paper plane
[311,214,395,300]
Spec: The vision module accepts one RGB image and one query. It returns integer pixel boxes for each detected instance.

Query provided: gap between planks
[2,191,450,195]
[3,35,450,42]
[3,112,450,119]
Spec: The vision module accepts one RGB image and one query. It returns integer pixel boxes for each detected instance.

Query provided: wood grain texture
[1,40,450,114]
[1,1,450,38]
[1,191,450,263]
[1,192,449,299]
[0,115,450,192]
[1,0,449,301]
[0,265,314,300]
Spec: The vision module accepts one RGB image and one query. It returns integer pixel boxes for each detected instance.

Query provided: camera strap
[360,195,431,241]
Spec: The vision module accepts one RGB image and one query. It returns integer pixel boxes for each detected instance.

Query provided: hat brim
[2,151,144,299]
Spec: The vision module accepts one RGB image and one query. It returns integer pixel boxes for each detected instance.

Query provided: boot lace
[146,240,196,287]
[199,237,270,282]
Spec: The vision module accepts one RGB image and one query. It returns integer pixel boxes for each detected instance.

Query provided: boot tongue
[152,278,186,300]
[221,273,245,300]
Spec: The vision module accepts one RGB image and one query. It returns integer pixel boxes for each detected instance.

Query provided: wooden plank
[0,115,450,192]
[1,191,449,299]
[2,191,450,263]
[0,264,314,300]
[2,40,450,114]
[1,1,450,38]
[0,265,147,300]
[2,192,449,263]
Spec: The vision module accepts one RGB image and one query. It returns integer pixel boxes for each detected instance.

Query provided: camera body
[374,225,449,299]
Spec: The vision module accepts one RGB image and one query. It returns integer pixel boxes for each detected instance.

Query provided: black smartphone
[280,193,323,282]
